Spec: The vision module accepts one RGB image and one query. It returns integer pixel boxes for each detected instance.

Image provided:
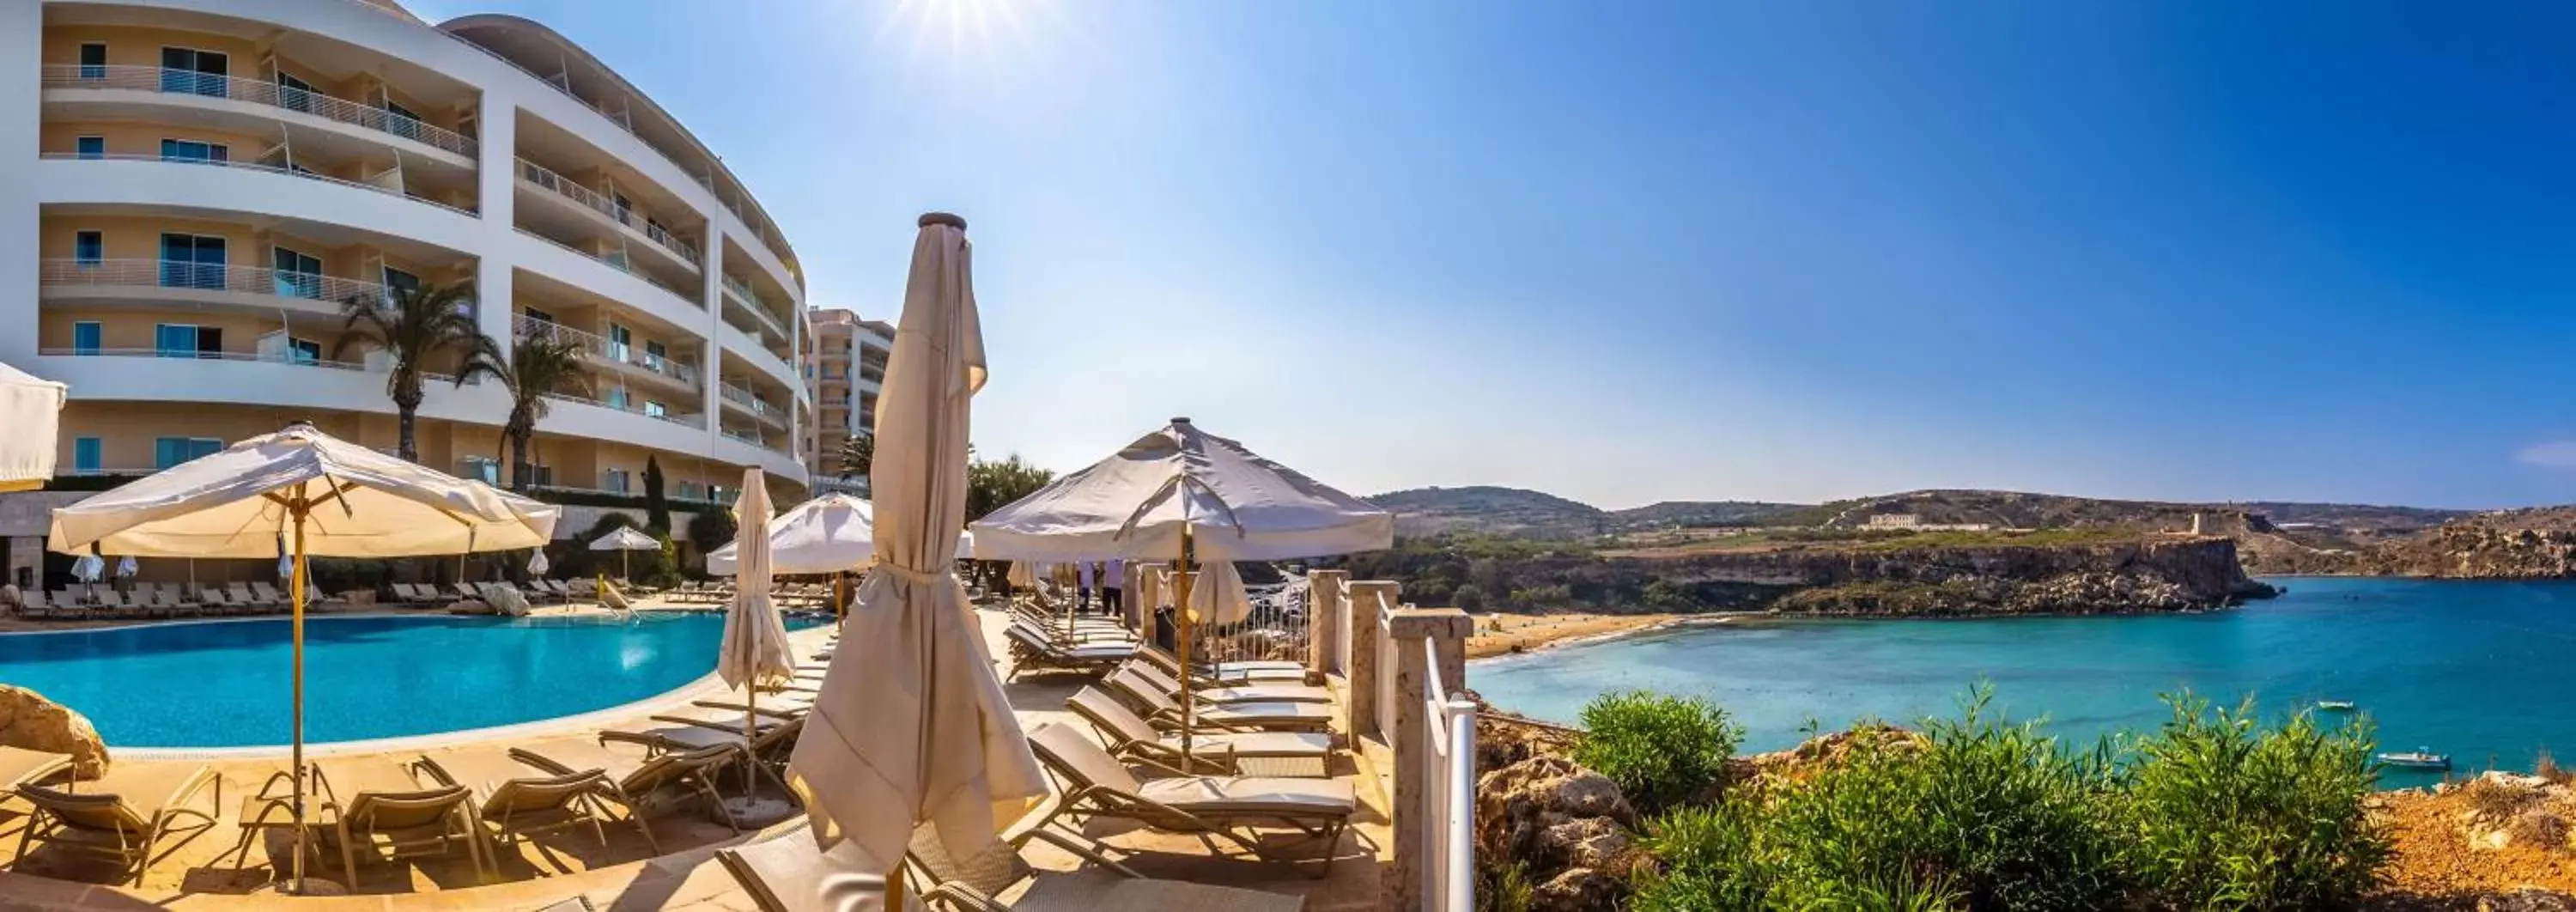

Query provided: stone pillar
[1122,562,1149,630]
[1345,580,1400,739]
[6,536,39,593]
[1306,569,1348,678]
[1386,606,1472,912]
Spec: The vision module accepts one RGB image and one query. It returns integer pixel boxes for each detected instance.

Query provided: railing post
[1345,580,1400,737]
[1306,569,1348,678]
[1388,606,1472,912]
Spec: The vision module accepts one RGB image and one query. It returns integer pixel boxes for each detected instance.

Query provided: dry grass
[2462,775,2543,821]
[2507,809,2571,849]
[2538,749,2573,786]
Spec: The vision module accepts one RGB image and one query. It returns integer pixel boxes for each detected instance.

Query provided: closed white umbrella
[588,526,659,581]
[718,468,797,821]
[971,418,1393,761]
[788,213,1045,877]
[0,361,65,493]
[1189,560,1253,626]
[115,556,137,579]
[47,423,557,894]
[71,554,103,583]
[527,548,550,576]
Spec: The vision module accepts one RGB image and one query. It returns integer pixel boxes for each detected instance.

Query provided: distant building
[1865,514,1992,532]
[802,308,892,487]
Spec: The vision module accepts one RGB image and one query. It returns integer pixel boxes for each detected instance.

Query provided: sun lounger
[720,818,1306,912]
[1024,723,1353,873]
[17,589,54,620]
[1068,686,1333,777]
[224,582,264,612]
[612,715,804,789]
[412,751,611,855]
[693,690,817,721]
[649,705,793,737]
[1003,623,1139,680]
[10,763,222,884]
[1121,661,1330,705]
[1,745,72,792]
[251,581,286,607]
[300,758,486,885]
[511,737,745,846]
[1104,668,1334,733]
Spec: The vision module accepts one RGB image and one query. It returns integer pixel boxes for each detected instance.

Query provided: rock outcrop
[1734,537,2276,616]
[1476,754,1639,912]
[0,684,108,777]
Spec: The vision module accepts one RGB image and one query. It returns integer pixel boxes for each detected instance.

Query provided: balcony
[719,273,792,344]
[516,157,701,269]
[42,152,475,218]
[513,313,700,394]
[42,65,477,162]
[540,387,708,429]
[513,228,700,312]
[38,344,374,372]
[41,258,390,317]
[718,380,788,430]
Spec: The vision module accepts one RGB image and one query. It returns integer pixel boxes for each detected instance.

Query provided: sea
[1470,576,2576,784]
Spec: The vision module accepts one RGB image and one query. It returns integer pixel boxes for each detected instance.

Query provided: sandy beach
[1467,611,1687,659]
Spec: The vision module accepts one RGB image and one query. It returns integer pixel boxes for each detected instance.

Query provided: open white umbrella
[971,417,1393,759]
[788,213,1045,879]
[47,423,557,894]
[706,494,975,575]
[718,468,797,821]
[588,526,659,581]
[0,361,65,493]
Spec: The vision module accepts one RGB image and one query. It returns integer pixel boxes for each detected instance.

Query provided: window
[611,192,634,223]
[522,307,555,325]
[287,337,321,365]
[154,437,222,470]
[73,231,102,266]
[460,456,498,485]
[77,43,106,81]
[644,400,667,419]
[158,47,228,97]
[384,99,422,141]
[605,387,629,410]
[74,136,103,160]
[676,481,700,500]
[607,324,631,362]
[604,469,630,494]
[155,324,221,358]
[159,234,226,289]
[381,266,420,299]
[158,138,229,164]
[271,246,323,299]
[644,340,666,369]
[276,72,313,113]
[73,438,100,474]
[72,322,100,355]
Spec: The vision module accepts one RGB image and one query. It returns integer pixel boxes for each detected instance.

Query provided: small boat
[2376,750,2451,770]
[2316,700,2356,712]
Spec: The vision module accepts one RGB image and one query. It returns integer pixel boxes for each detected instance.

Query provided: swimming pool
[0,612,817,750]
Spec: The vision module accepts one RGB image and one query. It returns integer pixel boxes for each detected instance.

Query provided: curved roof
[436,14,800,284]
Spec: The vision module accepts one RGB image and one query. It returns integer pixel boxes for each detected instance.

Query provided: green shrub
[2118,693,2388,910]
[1630,796,1771,911]
[1452,584,1487,612]
[1574,690,1740,812]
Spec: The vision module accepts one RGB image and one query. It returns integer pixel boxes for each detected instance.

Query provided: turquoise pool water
[0,612,816,749]
[1473,577,2576,783]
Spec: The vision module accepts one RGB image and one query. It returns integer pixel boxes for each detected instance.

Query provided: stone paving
[0,599,1395,910]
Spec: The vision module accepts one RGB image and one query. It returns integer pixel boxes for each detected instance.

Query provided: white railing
[515,158,702,264]
[1198,578,1313,667]
[39,346,372,372]
[1423,637,1476,912]
[513,313,701,389]
[1376,593,1400,745]
[1336,579,1356,678]
[720,274,792,340]
[40,258,387,306]
[43,152,477,217]
[719,380,785,425]
[43,65,477,158]
[512,228,702,307]
[538,387,708,429]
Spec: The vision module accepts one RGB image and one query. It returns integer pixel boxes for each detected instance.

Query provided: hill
[1365,486,1607,538]
[1606,500,1807,530]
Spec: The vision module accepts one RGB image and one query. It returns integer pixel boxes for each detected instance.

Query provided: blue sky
[408,1,2576,510]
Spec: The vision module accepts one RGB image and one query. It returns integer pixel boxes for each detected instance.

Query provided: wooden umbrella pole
[289,504,310,892]
[1176,526,1196,766]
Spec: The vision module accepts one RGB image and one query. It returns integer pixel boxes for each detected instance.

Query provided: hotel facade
[0,0,815,528]
[800,307,892,491]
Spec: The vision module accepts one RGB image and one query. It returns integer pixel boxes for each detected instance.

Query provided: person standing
[1077,559,1095,614]
[1103,558,1125,620]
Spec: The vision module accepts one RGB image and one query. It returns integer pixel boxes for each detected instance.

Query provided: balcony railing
[517,157,701,264]
[540,387,708,429]
[40,346,372,371]
[41,258,389,307]
[513,313,701,390]
[44,65,478,159]
[718,380,787,425]
[719,274,792,340]
[513,228,701,309]
[44,152,477,217]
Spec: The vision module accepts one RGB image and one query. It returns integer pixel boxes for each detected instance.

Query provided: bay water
[1472,576,2576,783]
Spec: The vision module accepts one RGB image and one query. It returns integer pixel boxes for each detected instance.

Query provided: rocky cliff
[2354,520,2576,578]
[1650,535,2277,616]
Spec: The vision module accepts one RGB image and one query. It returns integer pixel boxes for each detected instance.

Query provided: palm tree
[459,332,592,491]
[334,281,483,462]
[837,432,873,480]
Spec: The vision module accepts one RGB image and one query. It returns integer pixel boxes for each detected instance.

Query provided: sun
[877,0,1043,61]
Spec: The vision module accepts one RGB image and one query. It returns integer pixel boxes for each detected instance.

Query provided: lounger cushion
[1161,732,1333,759]
[0,745,71,788]
[1193,684,1332,705]
[1133,776,1355,815]
[724,828,894,912]
[1198,702,1335,728]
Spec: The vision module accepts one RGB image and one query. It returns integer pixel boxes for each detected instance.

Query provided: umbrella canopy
[969,418,1394,562]
[46,422,557,892]
[527,549,550,575]
[588,526,659,550]
[1005,559,1038,588]
[718,468,796,690]
[0,362,65,493]
[789,213,1044,871]
[1188,560,1253,626]
[704,494,975,575]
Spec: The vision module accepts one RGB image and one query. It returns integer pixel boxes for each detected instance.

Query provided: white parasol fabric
[0,361,65,493]
[71,554,103,583]
[1188,560,1254,626]
[718,468,796,691]
[115,556,137,579]
[788,213,1044,872]
[527,549,550,575]
[704,494,975,575]
[589,526,659,550]
[969,418,1394,562]
[44,422,556,891]
[1005,559,1038,588]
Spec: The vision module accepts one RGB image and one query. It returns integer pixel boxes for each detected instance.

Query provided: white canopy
[788,212,1044,871]
[970,418,1394,562]
[1188,561,1254,626]
[50,423,560,558]
[718,468,796,691]
[0,362,64,493]
[704,494,971,575]
[589,526,659,550]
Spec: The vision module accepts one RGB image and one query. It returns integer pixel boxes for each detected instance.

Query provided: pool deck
[0,598,1394,910]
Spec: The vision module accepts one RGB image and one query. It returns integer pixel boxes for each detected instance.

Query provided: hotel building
[800,307,892,493]
[0,0,814,526]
